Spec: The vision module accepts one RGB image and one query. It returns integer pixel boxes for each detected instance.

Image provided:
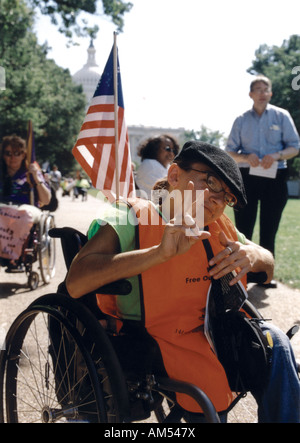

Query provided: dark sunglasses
[164,146,177,154]
[3,151,23,157]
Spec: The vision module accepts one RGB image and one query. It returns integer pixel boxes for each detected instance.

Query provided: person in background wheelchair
[0,134,51,271]
[66,141,300,423]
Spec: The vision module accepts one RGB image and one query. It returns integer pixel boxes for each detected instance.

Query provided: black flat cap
[174,141,247,208]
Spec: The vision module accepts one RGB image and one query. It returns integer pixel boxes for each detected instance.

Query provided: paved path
[0,191,299,422]
[0,190,105,339]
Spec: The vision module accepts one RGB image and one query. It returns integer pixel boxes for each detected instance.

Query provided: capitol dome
[73,40,102,105]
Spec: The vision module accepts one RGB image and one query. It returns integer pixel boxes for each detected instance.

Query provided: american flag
[72,44,135,199]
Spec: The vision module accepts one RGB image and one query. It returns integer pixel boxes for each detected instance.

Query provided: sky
[34,0,300,138]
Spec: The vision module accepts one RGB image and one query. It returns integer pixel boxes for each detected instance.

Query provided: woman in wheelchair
[0,134,51,271]
[0,134,51,208]
[66,141,300,423]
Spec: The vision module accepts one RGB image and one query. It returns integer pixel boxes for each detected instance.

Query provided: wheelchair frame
[0,227,298,423]
[0,292,220,423]
[1,211,56,290]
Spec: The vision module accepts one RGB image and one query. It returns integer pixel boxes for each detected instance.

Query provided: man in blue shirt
[226,76,299,287]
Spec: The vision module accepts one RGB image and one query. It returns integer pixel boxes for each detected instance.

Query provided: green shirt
[88,201,141,320]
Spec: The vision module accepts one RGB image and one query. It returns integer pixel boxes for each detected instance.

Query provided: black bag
[211,304,272,393]
[203,239,272,393]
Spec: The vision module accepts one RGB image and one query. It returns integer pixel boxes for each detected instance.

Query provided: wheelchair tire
[38,213,56,284]
[0,294,129,423]
[28,271,39,290]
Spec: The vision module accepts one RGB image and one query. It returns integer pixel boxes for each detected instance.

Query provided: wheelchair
[0,226,298,423]
[73,186,88,201]
[0,210,56,290]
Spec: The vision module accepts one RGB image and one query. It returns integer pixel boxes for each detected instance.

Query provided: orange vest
[97,199,247,413]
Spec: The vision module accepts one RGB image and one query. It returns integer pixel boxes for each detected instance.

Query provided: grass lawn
[226,199,300,290]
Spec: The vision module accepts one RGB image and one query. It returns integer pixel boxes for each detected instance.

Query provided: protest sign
[0,206,33,260]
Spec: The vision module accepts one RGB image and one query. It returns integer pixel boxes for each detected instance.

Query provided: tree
[247,34,300,178]
[29,0,133,39]
[184,125,226,148]
[0,0,86,172]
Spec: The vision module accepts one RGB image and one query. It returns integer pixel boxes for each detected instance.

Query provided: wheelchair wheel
[38,213,56,284]
[28,271,39,291]
[0,294,129,423]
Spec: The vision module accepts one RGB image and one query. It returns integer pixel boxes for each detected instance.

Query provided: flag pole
[26,120,34,205]
[113,31,120,201]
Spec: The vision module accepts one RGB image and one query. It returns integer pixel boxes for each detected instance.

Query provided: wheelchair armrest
[50,227,132,296]
[49,227,87,269]
[247,271,268,284]
[96,279,132,295]
[49,226,87,245]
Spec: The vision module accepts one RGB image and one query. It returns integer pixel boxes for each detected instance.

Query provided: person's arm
[226,116,261,167]
[35,181,51,206]
[66,211,211,299]
[229,146,298,169]
[207,231,274,286]
[261,111,300,168]
[66,223,165,298]
[260,146,299,169]
[28,163,51,206]
[228,151,260,167]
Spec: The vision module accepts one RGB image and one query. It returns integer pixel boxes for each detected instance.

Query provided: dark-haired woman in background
[0,134,51,208]
[135,134,179,199]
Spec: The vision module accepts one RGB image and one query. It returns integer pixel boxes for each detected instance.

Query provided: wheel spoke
[0,295,123,423]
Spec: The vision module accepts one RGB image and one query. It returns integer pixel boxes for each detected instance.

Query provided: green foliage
[226,199,300,289]
[274,199,300,289]
[29,0,133,38]
[0,0,34,58]
[288,157,300,180]
[102,0,133,31]
[184,125,226,147]
[0,0,86,172]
